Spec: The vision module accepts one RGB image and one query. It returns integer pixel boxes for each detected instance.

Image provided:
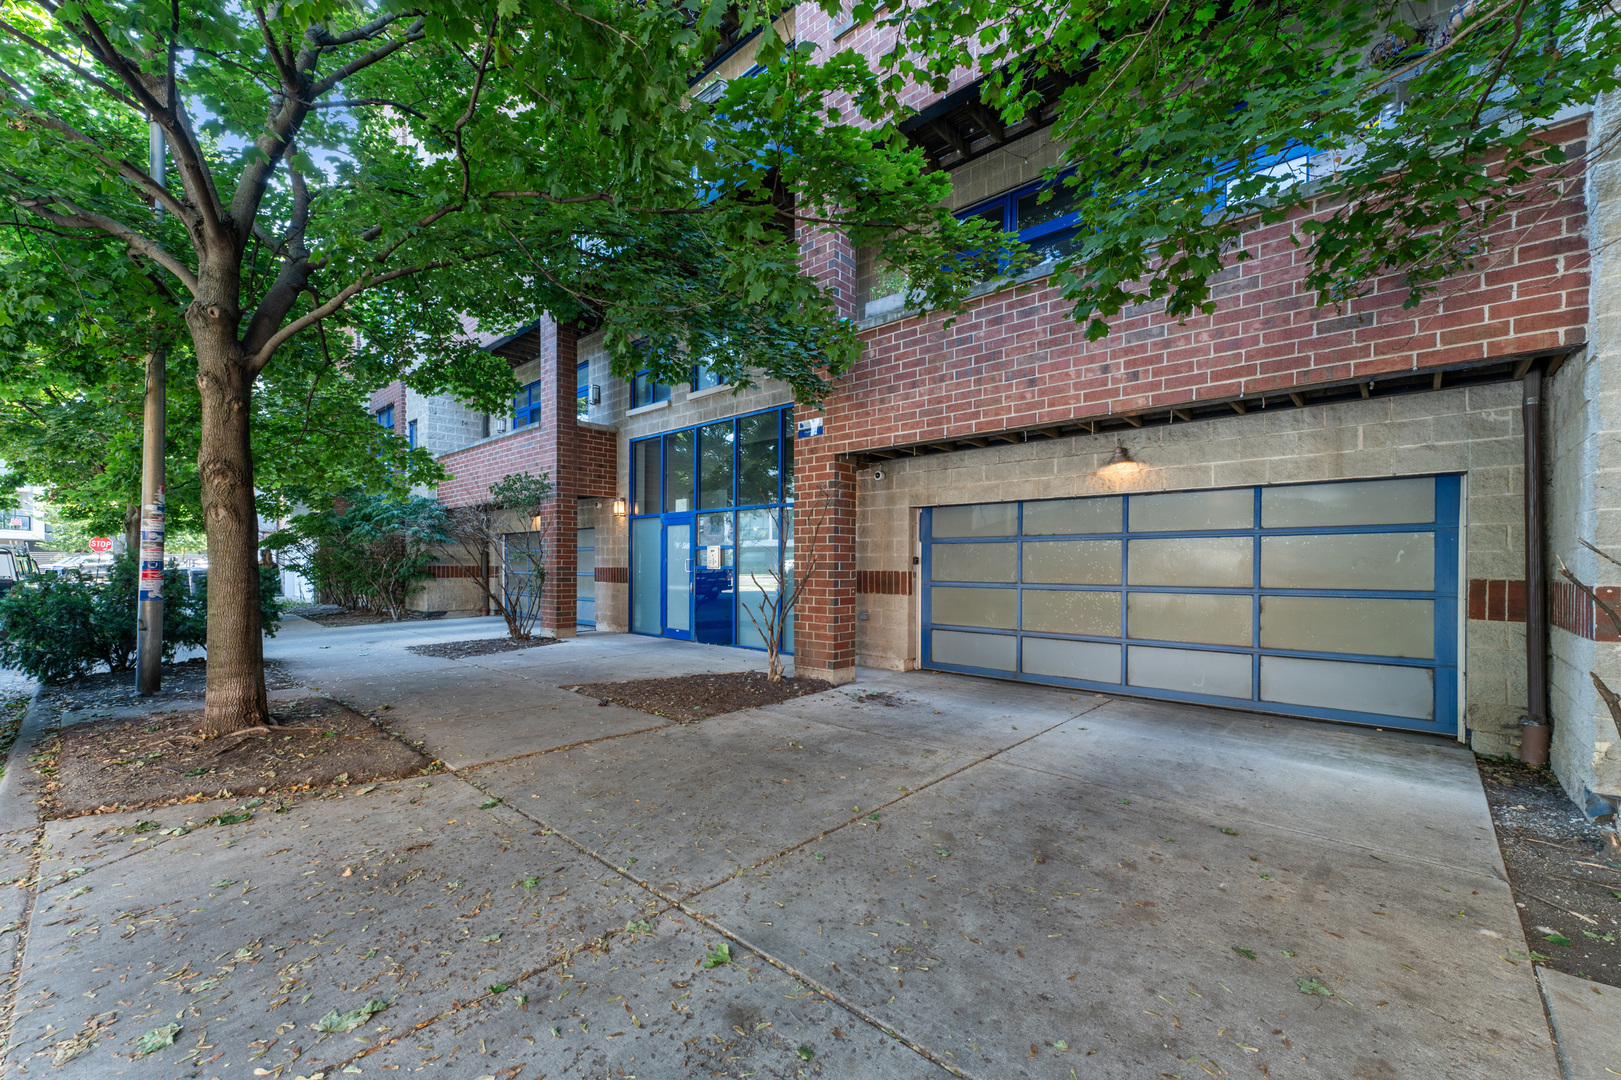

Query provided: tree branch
[0,18,140,110]
[15,197,198,293]
[309,17,425,98]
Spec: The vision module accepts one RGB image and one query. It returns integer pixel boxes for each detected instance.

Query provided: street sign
[88,537,113,552]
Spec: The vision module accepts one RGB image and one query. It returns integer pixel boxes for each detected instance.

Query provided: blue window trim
[628,404,796,654]
[957,172,1081,265]
[576,526,596,629]
[631,371,672,409]
[513,379,545,428]
[376,404,394,431]
[406,419,417,448]
[692,360,723,393]
[919,476,1461,737]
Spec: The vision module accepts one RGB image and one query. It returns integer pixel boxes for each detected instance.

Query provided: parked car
[41,553,115,578]
[0,547,39,597]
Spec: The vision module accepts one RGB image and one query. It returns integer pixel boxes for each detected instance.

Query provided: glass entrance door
[696,511,735,644]
[663,516,693,639]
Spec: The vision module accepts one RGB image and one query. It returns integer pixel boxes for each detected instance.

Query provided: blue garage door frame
[921,475,1461,736]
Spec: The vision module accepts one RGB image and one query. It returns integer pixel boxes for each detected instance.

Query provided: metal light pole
[136,121,167,695]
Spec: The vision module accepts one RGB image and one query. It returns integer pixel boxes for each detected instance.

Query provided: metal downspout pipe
[1521,366,1551,766]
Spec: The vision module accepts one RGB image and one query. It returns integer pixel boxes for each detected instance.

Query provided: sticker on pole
[88,537,113,553]
[138,487,165,601]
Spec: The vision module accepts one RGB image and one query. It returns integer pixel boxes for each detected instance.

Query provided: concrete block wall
[1548,89,1621,799]
[848,383,1529,750]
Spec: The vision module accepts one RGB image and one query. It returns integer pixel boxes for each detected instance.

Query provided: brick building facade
[365,8,1621,805]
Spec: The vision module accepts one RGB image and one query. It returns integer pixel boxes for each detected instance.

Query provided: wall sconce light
[1097,438,1142,480]
[612,497,627,516]
[1106,440,1133,468]
[530,514,545,531]
[590,385,601,405]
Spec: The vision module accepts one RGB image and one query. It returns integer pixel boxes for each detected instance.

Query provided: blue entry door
[662,516,694,640]
[695,511,735,644]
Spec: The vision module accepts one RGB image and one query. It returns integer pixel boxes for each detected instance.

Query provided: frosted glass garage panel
[931,629,1016,671]
[930,586,1016,629]
[1128,592,1253,646]
[1128,646,1252,699]
[1260,596,1434,658]
[1129,488,1253,532]
[1261,533,1434,591]
[932,503,1017,538]
[1022,590,1120,636]
[1261,656,1434,719]
[1023,497,1123,535]
[1262,477,1435,528]
[1128,536,1254,587]
[930,542,1016,583]
[1023,540,1121,585]
[1023,638,1120,682]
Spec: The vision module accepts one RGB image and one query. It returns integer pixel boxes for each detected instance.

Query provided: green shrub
[0,557,281,684]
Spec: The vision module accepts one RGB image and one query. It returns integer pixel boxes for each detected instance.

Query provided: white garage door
[921,476,1460,735]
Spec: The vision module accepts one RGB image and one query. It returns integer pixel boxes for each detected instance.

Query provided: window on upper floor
[407,419,418,448]
[631,371,672,409]
[376,404,394,431]
[957,175,1083,269]
[576,362,591,416]
[692,360,723,393]
[513,380,546,428]
[4,514,30,531]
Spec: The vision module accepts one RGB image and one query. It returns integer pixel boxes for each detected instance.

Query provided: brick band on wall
[855,570,913,595]
[595,566,628,584]
[1550,580,1621,642]
[1468,579,1528,622]
[427,564,481,579]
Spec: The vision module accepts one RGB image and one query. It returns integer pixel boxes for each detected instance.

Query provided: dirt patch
[46,695,433,817]
[0,696,26,773]
[406,636,563,660]
[42,657,300,715]
[1478,755,1621,986]
[288,606,446,627]
[568,670,832,721]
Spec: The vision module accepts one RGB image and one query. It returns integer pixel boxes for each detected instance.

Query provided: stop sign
[88,537,113,552]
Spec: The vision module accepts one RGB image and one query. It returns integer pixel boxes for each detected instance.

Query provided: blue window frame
[692,360,723,392]
[628,404,795,652]
[376,404,394,431]
[406,419,418,448]
[631,371,671,409]
[920,476,1461,737]
[576,362,590,415]
[513,379,545,428]
[957,173,1082,266]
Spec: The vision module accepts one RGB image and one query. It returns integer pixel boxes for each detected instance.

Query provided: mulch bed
[288,605,446,627]
[1478,755,1621,986]
[44,695,433,817]
[406,636,563,660]
[42,656,301,713]
[568,670,832,721]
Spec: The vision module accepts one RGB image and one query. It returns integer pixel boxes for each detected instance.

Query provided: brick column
[791,446,857,684]
[540,322,579,638]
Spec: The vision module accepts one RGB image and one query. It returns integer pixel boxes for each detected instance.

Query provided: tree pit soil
[46,695,433,818]
[1478,754,1621,986]
[41,656,302,716]
[567,670,832,721]
[288,605,447,627]
[406,636,564,660]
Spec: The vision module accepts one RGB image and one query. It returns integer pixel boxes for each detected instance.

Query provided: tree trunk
[194,315,269,736]
[122,502,141,561]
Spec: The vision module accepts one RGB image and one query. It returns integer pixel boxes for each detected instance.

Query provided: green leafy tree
[845,0,1621,337]
[267,494,451,621]
[445,471,555,639]
[0,0,1003,733]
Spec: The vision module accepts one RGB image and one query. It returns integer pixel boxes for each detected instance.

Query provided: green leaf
[797,1045,815,1060]
[1546,932,1573,947]
[479,798,501,810]
[626,919,655,934]
[183,767,210,777]
[1231,946,1255,960]
[703,941,732,968]
[312,999,390,1033]
[479,933,501,942]
[135,1023,181,1056]
[520,876,540,888]
[207,812,252,826]
[488,983,508,994]
[1296,978,1332,996]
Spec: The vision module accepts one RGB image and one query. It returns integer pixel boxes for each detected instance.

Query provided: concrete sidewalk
[0,623,1580,1078]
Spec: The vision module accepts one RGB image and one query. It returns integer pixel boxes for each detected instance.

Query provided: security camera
[871,469,884,481]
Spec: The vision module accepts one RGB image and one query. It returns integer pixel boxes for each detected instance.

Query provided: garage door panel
[1260,533,1434,591]
[1022,589,1120,635]
[1259,596,1434,658]
[930,586,1016,629]
[1128,536,1253,587]
[1127,646,1252,698]
[1128,592,1253,647]
[1261,656,1435,720]
[1022,637,1119,682]
[921,476,1459,735]
[930,629,1016,670]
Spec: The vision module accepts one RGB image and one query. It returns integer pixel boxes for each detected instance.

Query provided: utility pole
[136,120,167,695]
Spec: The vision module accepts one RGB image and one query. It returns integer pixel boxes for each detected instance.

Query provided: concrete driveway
[0,617,1554,1079]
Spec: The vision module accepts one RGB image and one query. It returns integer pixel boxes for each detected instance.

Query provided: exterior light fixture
[1097,437,1141,481]
[1106,441,1133,468]
[612,497,627,516]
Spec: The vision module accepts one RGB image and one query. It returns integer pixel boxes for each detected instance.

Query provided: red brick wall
[369,380,406,432]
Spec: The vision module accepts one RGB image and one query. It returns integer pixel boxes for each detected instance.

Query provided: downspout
[1521,366,1551,766]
